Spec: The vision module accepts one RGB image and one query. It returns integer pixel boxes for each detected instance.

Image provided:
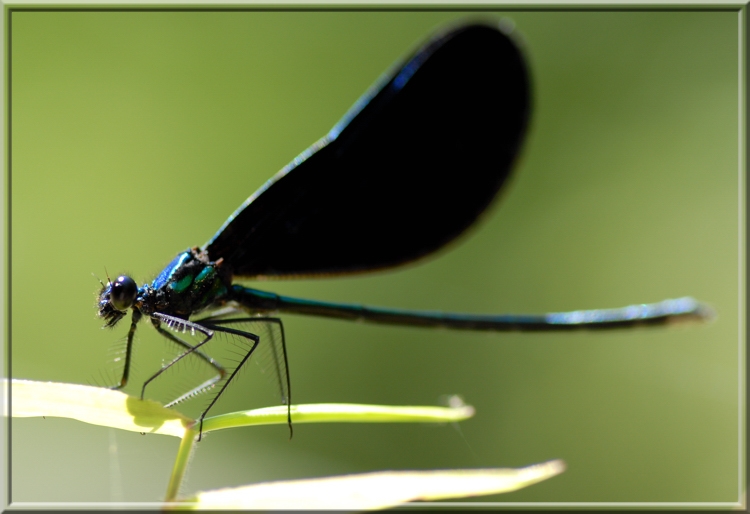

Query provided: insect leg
[199,317,291,439]
[111,310,141,389]
[140,313,223,402]
[151,317,227,378]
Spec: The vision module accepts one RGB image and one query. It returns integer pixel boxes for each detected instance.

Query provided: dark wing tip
[206,20,532,279]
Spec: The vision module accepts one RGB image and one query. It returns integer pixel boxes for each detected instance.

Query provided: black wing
[204,22,531,278]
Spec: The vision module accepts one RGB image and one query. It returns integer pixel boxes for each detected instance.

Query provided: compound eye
[110,275,137,311]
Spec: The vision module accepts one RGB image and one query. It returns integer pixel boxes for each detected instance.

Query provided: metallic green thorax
[139,248,230,320]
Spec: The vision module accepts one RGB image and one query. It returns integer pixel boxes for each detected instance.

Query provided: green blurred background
[9,10,739,504]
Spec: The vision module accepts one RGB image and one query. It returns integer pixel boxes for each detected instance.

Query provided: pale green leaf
[8,380,475,437]
[9,379,192,437]
[181,460,566,510]
[201,401,474,433]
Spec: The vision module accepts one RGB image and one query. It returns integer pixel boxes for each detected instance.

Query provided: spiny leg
[191,323,261,441]
[111,310,141,390]
[204,317,291,435]
[261,318,289,417]
[152,317,227,380]
[140,313,224,402]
